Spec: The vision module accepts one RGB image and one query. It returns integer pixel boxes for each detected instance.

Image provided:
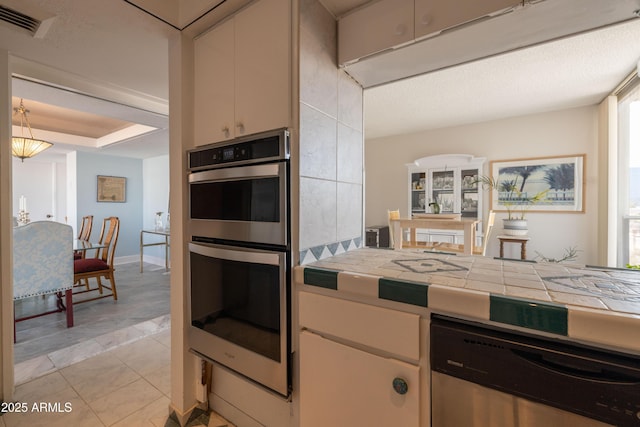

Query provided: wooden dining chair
[74,215,94,261]
[437,211,496,256]
[78,215,93,241]
[73,216,120,303]
[387,209,400,249]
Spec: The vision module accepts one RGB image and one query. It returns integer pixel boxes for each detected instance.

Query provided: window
[617,82,640,267]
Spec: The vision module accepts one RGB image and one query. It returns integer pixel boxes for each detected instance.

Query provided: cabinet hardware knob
[394,24,407,36]
[236,121,244,130]
[392,377,408,395]
[420,14,432,26]
[221,126,230,135]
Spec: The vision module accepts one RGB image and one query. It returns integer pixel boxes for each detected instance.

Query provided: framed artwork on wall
[490,154,585,213]
[97,175,126,203]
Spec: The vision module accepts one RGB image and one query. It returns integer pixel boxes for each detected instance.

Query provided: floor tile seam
[16,320,171,385]
[63,382,108,426]
[94,377,166,427]
[61,365,144,405]
[140,363,172,397]
[46,338,107,372]
[116,395,171,427]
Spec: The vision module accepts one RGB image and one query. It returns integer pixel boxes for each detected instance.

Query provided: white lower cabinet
[300,330,420,427]
[298,291,421,426]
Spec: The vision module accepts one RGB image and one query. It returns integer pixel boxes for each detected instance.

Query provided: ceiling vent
[0,1,55,38]
[0,4,40,34]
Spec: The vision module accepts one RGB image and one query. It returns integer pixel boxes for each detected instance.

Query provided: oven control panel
[189,128,289,170]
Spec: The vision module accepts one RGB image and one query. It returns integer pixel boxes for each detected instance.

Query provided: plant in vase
[155,212,163,231]
[475,175,548,236]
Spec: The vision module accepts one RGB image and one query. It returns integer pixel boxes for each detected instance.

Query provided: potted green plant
[475,175,548,236]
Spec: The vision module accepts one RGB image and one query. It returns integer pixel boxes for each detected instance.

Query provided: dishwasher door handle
[512,349,640,385]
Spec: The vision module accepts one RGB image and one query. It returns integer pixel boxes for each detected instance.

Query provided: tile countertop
[294,248,640,355]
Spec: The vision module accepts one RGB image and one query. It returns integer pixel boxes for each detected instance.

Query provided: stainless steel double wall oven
[187,128,291,396]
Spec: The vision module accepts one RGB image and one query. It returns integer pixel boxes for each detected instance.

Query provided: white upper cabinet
[338,0,518,66]
[235,0,290,138]
[414,0,517,39]
[338,0,414,65]
[194,0,291,146]
[194,18,235,146]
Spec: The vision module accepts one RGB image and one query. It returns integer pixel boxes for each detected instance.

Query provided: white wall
[73,151,143,258]
[142,154,170,265]
[365,105,599,263]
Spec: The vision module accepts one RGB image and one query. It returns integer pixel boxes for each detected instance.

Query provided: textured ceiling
[364,18,640,139]
[3,0,640,160]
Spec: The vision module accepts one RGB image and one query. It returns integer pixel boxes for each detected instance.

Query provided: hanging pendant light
[12,99,53,162]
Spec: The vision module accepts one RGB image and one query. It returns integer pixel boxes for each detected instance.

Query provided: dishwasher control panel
[431,315,640,426]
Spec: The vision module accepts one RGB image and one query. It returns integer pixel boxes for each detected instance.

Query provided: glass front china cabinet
[407,154,486,244]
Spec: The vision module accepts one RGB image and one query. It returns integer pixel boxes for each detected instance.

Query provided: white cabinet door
[415,0,517,39]
[300,330,420,427]
[235,0,291,137]
[194,0,291,145]
[338,0,414,65]
[194,18,235,146]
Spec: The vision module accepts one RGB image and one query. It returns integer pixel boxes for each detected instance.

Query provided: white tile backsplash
[300,177,337,249]
[300,104,337,180]
[337,182,362,240]
[338,71,363,131]
[337,123,363,184]
[300,0,338,117]
[299,0,364,257]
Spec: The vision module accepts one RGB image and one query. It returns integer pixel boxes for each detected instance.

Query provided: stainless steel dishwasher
[431,315,640,427]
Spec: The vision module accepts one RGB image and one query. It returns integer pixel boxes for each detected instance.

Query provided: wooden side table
[497,235,531,260]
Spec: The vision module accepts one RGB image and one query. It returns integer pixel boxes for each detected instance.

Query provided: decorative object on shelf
[428,201,440,214]
[97,175,126,202]
[16,210,30,226]
[16,195,30,225]
[12,99,53,162]
[164,213,170,232]
[155,212,163,231]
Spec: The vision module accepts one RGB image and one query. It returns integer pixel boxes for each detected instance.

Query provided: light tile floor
[6,323,234,427]
[6,262,234,427]
[2,329,172,427]
[14,314,171,385]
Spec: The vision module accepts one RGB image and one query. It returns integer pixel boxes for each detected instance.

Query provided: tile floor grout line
[15,314,171,386]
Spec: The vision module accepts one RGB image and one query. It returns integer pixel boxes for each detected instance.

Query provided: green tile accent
[490,295,568,335]
[303,267,338,290]
[379,278,428,307]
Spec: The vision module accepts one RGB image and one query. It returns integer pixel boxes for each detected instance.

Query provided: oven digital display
[223,147,235,161]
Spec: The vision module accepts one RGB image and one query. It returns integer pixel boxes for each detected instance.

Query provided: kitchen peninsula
[296,248,640,426]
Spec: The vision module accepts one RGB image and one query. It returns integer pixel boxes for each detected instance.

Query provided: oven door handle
[189,163,282,183]
[189,242,283,266]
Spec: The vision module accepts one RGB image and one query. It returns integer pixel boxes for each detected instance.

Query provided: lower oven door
[188,241,289,396]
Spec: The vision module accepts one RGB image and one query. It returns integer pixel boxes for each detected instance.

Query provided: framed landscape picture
[97,175,126,202]
[490,154,585,213]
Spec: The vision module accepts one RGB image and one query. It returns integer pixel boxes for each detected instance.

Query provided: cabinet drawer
[299,291,420,361]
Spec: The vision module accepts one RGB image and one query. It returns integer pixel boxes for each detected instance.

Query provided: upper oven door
[189,160,288,246]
